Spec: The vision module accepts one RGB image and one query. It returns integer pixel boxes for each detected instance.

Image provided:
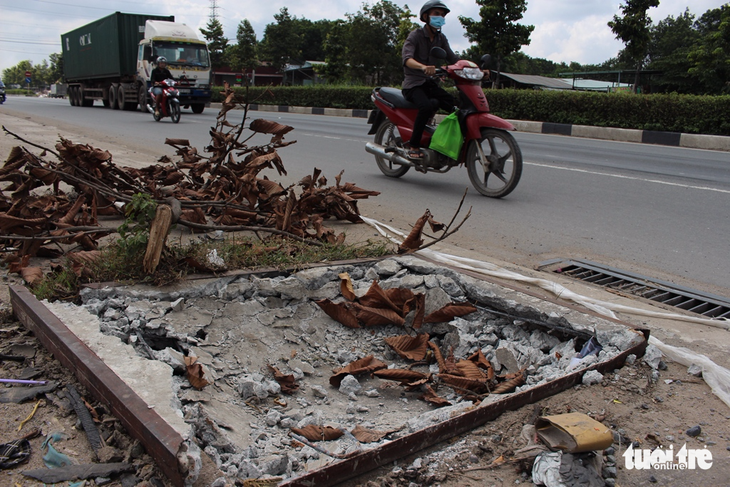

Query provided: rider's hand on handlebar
[422,65,436,76]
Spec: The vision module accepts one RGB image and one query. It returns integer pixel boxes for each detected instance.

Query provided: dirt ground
[1,106,729,487]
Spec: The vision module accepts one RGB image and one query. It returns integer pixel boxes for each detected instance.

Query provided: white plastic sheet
[649,336,730,410]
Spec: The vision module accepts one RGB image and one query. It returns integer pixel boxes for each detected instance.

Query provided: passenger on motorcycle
[401,0,459,160]
[150,56,173,117]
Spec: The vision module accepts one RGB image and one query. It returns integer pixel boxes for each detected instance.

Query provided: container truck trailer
[61,12,212,113]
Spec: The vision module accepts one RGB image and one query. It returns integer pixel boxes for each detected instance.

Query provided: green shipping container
[62,12,174,81]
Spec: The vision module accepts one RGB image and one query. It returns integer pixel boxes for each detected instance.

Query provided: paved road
[2,96,729,300]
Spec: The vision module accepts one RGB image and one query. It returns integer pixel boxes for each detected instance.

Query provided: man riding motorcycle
[150,57,173,117]
[401,0,460,160]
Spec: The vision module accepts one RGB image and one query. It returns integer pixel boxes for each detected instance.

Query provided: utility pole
[209,0,219,22]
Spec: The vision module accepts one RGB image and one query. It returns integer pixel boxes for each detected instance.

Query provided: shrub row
[213,86,730,136]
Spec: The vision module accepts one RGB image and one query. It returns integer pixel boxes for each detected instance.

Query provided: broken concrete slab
[12,255,647,486]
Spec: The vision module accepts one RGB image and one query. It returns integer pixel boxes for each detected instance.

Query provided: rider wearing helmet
[150,56,173,116]
[402,0,460,160]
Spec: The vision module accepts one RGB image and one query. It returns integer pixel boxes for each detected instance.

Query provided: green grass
[30,235,395,302]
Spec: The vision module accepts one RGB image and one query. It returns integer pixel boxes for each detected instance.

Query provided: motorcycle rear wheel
[374,121,409,178]
[466,128,522,198]
[170,100,181,123]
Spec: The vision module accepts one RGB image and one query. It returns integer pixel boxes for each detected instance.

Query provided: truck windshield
[154,43,210,68]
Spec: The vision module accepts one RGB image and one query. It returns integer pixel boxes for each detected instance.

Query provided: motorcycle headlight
[454,67,484,81]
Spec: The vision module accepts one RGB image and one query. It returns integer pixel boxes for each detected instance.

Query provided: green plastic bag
[429,112,463,160]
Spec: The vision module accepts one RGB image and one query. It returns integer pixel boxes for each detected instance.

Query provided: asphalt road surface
[2,96,729,300]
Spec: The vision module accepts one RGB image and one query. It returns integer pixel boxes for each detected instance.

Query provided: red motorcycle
[366,51,522,198]
[148,79,181,123]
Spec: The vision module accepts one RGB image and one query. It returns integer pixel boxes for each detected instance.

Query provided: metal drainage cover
[539,258,730,319]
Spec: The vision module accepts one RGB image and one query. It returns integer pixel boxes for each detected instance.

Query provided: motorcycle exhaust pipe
[365,142,415,167]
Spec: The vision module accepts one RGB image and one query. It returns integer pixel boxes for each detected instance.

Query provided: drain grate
[538,258,730,319]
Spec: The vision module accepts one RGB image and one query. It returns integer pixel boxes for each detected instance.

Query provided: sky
[1,0,728,76]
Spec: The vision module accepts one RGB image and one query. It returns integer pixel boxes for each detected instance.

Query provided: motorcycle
[0,81,6,104]
[147,79,181,123]
[366,50,522,198]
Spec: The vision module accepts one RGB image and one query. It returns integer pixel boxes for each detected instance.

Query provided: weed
[29,233,395,302]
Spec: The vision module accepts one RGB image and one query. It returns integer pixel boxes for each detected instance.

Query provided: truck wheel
[191,104,205,114]
[109,84,119,110]
[68,87,76,106]
[81,88,93,107]
[138,85,149,113]
[118,85,136,111]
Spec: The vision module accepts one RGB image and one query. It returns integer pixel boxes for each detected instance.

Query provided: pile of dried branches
[0,84,380,269]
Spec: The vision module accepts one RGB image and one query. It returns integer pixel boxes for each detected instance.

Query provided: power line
[0,38,60,46]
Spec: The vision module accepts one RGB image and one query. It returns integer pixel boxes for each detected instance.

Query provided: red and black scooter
[366,50,522,198]
[147,79,181,123]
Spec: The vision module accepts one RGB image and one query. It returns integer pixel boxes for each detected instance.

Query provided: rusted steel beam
[281,330,648,487]
[9,285,186,487]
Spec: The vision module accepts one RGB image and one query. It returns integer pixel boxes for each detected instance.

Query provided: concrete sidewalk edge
[218,102,730,152]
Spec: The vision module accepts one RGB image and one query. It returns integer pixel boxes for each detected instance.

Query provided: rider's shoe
[403,143,424,160]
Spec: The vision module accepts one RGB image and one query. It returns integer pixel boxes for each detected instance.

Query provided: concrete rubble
[43,255,644,484]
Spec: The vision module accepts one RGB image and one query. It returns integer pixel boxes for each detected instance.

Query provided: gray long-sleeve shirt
[401,27,459,90]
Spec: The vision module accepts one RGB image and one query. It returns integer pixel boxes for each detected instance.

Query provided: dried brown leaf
[398,210,430,253]
[352,303,405,327]
[492,371,525,394]
[20,267,43,286]
[373,368,429,384]
[424,302,477,323]
[267,365,299,395]
[339,272,357,301]
[330,355,387,387]
[315,299,360,329]
[350,425,394,443]
[419,385,452,407]
[249,119,294,136]
[384,333,430,361]
[438,373,488,393]
[290,425,343,442]
[184,356,210,390]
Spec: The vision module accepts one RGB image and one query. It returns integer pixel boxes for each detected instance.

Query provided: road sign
[25,78,32,84]
[25,71,31,78]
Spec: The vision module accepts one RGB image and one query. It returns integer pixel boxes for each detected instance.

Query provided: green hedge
[213,86,730,136]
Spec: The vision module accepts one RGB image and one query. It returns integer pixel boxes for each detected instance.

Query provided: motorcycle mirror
[430,47,447,60]
[479,54,492,70]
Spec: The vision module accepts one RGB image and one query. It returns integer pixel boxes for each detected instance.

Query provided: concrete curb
[219,103,730,152]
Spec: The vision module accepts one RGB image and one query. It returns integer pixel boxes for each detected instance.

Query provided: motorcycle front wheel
[374,121,409,178]
[465,128,522,198]
[170,99,181,123]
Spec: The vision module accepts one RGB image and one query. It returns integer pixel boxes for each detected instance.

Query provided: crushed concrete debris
[44,255,644,484]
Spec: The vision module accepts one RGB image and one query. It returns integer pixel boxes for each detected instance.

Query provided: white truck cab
[137,20,212,114]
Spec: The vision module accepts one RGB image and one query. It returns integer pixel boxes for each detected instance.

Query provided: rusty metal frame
[9,285,186,487]
[279,329,648,486]
[10,253,650,487]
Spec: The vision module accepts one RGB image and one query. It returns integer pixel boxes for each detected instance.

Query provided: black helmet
[419,0,450,23]
[157,56,167,64]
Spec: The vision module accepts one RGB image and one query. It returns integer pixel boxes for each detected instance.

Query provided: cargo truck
[61,12,212,113]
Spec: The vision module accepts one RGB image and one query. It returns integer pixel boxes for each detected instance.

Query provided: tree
[48,53,64,83]
[687,5,730,94]
[608,0,660,92]
[260,7,301,70]
[644,9,699,93]
[200,18,229,70]
[458,0,534,87]
[225,19,258,74]
[321,0,412,85]
[2,60,34,87]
